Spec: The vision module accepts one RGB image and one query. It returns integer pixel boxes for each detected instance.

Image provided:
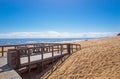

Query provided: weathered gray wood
[2,46,4,56]
[0,57,9,72]
[60,44,63,55]
[7,43,81,71]
[20,52,61,64]
[67,44,71,54]
[0,43,81,79]
[0,70,22,79]
[7,49,20,69]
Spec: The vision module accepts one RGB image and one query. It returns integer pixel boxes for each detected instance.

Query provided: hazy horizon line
[0,31,118,38]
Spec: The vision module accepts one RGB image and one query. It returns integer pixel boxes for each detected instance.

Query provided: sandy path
[48,36,120,79]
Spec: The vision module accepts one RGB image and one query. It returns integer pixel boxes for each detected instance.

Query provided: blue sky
[0,0,120,38]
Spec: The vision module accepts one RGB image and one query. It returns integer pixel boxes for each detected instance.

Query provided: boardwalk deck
[0,57,22,79]
[0,43,81,79]
[0,70,22,79]
[0,52,63,72]
[20,52,62,64]
[0,57,9,72]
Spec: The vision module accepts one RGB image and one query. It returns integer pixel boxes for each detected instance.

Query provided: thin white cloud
[0,31,118,38]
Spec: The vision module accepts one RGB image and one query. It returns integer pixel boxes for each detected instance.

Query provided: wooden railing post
[41,47,44,60]
[15,46,18,49]
[41,47,44,71]
[2,46,4,56]
[52,46,54,57]
[67,44,71,54]
[49,46,50,52]
[7,49,20,69]
[46,47,48,53]
[51,46,54,73]
[60,44,63,55]
[57,45,59,53]
[16,49,20,69]
[27,49,31,72]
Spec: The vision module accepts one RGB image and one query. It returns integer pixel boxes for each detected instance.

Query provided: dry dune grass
[48,36,120,79]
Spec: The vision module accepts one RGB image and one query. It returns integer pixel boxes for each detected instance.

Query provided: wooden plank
[20,53,68,67]
[7,43,81,72]
[0,70,22,79]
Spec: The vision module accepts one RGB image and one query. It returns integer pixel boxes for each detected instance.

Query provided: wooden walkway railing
[0,43,58,57]
[7,43,81,72]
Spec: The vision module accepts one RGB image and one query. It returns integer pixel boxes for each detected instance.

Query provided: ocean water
[0,38,95,45]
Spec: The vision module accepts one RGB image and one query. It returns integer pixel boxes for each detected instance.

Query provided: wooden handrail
[1,43,81,57]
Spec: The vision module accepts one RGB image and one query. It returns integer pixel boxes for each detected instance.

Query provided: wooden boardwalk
[0,70,22,79]
[0,57,22,79]
[0,57,8,72]
[0,43,81,79]
[20,52,61,64]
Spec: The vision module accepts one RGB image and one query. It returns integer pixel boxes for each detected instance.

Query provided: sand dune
[48,36,120,79]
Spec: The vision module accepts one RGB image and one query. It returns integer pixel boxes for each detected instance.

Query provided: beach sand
[48,36,120,79]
